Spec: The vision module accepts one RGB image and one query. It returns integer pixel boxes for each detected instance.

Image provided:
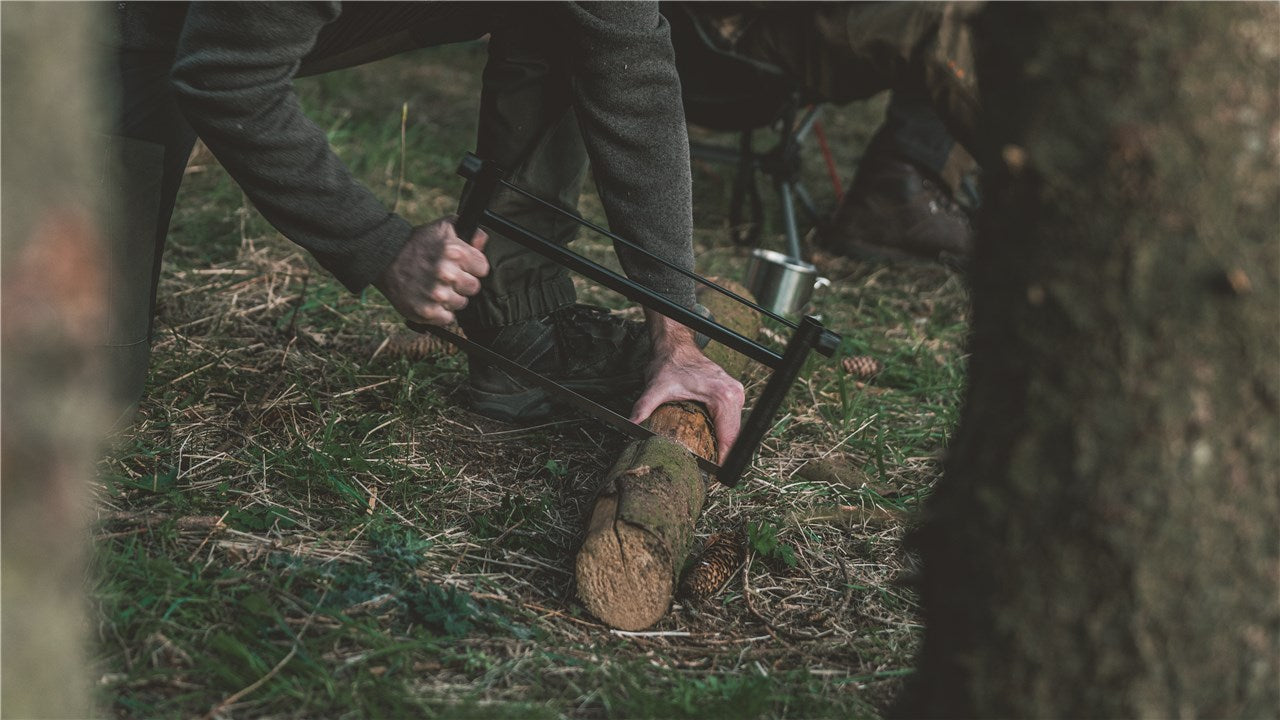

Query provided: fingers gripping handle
[403,155,501,336]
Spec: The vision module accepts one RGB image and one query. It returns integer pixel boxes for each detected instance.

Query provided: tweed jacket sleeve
[169,2,695,303]
[169,1,411,293]
[562,2,697,306]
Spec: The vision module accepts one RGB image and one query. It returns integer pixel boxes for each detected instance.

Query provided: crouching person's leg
[102,45,198,425]
[817,3,983,266]
[817,88,978,267]
[458,13,652,424]
[734,1,983,266]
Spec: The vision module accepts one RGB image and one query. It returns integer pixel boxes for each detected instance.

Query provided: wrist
[645,309,701,360]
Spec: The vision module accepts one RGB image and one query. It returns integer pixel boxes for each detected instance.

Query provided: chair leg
[778,180,803,261]
[793,181,823,226]
[729,131,764,246]
[793,105,822,143]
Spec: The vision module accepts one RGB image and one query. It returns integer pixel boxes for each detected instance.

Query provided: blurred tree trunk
[1,3,110,717]
[899,3,1279,717]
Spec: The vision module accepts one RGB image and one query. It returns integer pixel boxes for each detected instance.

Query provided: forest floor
[92,43,971,718]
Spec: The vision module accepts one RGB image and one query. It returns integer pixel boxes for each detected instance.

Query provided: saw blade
[407,322,723,477]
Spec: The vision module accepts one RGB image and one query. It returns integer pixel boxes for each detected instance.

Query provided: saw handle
[400,157,502,336]
[454,154,504,244]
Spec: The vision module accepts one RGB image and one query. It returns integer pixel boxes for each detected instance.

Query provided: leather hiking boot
[464,304,651,423]
[816,155,973,268]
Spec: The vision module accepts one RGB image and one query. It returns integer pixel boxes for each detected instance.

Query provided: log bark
[576,279,759,630]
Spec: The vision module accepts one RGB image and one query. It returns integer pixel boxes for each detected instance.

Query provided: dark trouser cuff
[457,273,576,331]
[882,88,956,180]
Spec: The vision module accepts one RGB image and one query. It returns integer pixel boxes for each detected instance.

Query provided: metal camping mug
[745,249,831,316]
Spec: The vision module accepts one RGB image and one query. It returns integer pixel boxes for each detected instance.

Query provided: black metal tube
[454,155,503,243]
[690,141,760,167]
[493,178,800,330]
[454,151,845,489]
[715,315,825,486]
[480,211,783,368]
[456,152,806,332]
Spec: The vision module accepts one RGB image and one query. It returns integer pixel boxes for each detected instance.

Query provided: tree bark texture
[1,5,111,718]
[899,4,1279,717]
[576,279,760,630]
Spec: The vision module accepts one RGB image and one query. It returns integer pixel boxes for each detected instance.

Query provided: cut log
[575,279,760,630]
[574,435,707,629]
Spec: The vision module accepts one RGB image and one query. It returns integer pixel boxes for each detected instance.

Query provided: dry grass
[91,42,969,718]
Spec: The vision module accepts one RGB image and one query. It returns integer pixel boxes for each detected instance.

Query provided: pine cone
[842,355,883,380]
[680,532,744,599]
[376,328,461,361]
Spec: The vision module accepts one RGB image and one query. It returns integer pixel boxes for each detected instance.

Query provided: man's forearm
[170,1,410,293]
[564,2,697,307]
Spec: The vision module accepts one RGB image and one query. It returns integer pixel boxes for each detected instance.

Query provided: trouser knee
[465,22,589,330]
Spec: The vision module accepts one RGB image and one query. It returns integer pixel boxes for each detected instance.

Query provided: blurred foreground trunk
[1,4,111,717]
[899,3,1279,717]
